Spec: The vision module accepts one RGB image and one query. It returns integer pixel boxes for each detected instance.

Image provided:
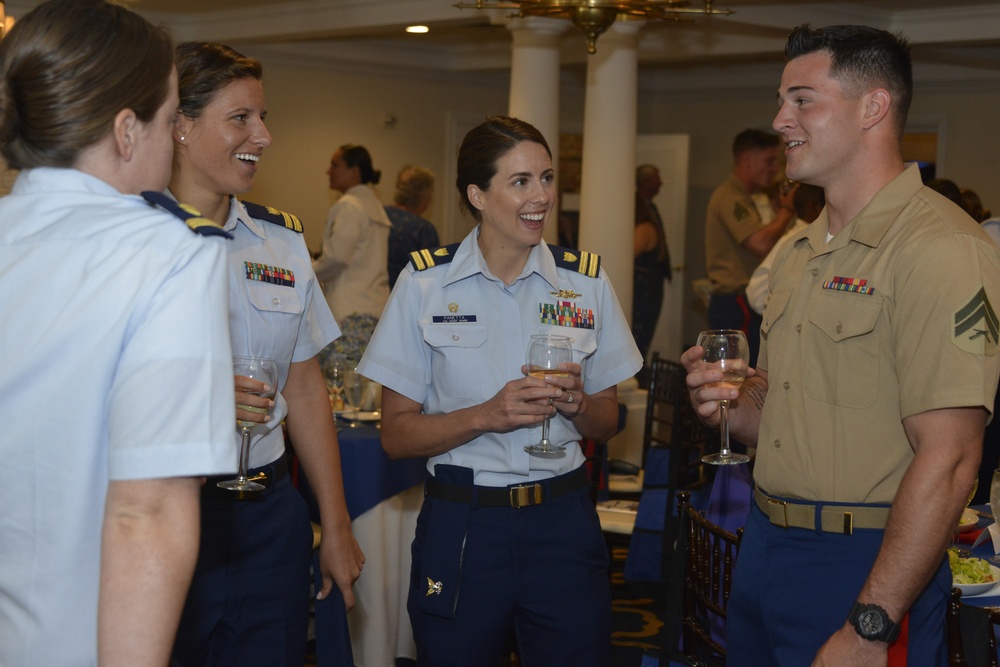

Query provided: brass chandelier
[454,0,732,54]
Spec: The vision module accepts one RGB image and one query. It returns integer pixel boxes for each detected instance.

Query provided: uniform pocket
[805,292,883,408]
[421,324,489,399]
[246,281,302,315]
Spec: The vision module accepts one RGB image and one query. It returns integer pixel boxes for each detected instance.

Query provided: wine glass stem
[237,428,252,482]
[718,400,732,458]
[540,416,551,447]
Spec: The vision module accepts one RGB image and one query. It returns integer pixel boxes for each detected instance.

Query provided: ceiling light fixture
[406,25,430,34]
[455,0,731,54]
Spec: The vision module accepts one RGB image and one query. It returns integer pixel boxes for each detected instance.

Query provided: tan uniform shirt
[705,174,764,295]
[756,164,1000,503]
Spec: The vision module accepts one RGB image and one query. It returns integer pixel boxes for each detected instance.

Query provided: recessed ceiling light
[406,25,429,34]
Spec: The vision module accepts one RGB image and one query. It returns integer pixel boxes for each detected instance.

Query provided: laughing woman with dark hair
[167,41,363,666]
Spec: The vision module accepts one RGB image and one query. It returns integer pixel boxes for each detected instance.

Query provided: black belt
[202,454,289,501]
[425,466,588,509]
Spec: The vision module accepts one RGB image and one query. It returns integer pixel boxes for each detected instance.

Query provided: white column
[576,21,641,321]
[507,17,566,245]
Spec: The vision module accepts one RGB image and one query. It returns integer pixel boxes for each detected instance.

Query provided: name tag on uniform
[433,315,477,323]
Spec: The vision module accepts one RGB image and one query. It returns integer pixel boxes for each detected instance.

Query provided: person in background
[358,116,642,666]
[632,164,671,387]
[960,186,991,223]
[684,24,1000,663]
[926,177,969,214]
[0,2,235,664]
[314,144,392,321]
[386,164,439,289]
[168,42,363,666]
[745,183,825,315]
[705,128,798,366]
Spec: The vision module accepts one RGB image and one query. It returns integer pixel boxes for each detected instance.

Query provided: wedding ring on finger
[567,392,574,404]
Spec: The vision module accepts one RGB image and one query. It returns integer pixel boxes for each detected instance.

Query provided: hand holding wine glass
[219,356,278,493]
[524,334,573,455]
[697,329,751,465]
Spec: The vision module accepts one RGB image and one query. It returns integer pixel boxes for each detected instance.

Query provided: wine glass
[990,470,1000,524]
[697,329,751,465]
[327,359,345,412]
[343,368,366,428]
[219,356,278,493]
[524,334,573,455]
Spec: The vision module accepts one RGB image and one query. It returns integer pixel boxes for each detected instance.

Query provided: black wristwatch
[848,602,900,643]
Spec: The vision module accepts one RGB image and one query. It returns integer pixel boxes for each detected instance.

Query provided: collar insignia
[426,577,443,597]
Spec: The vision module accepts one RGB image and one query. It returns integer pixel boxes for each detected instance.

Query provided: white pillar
[507,17,566,245]
[577,21,642,321]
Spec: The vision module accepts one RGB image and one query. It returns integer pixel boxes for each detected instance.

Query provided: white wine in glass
[697,329,751,465]
[219,356,278,493]
[524,334,573,455]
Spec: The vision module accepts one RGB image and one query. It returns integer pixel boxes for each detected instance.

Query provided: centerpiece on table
[318,312,379,411]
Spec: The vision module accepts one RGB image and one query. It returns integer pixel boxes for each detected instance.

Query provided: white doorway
[637,134,689,362]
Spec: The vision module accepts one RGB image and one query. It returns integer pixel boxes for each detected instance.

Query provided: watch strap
[849,601,900,643]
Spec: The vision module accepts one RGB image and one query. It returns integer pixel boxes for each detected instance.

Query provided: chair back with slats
[677,491,742,665]
[946,586,1000,667]
[644,354,711,492]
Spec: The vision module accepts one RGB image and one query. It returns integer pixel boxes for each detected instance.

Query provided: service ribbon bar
[539,300,595,329]
[822,275,874,295]
[245,261,295,287]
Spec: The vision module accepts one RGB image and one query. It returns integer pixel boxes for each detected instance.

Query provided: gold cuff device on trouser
[754,488,891,535]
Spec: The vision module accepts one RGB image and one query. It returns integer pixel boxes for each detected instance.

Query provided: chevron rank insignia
[410,243,459,272]
[426,577,443,596]
[141,191,231,238]
[548,244,600,278]
[242,200,303,233]
[953,287,998,355]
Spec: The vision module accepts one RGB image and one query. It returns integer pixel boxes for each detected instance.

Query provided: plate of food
[957,507,980,533]
[949,548,1000,596]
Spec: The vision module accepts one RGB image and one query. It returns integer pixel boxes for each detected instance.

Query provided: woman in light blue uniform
[167,42,363,666]
[359,116,642,665]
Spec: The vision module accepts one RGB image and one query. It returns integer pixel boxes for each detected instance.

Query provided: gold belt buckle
[767,497,789,528]
[510,484,543,508]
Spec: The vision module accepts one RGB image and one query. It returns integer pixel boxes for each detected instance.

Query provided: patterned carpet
[305,544,667,666]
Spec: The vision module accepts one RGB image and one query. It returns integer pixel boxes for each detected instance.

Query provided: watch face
[859,609,885,636]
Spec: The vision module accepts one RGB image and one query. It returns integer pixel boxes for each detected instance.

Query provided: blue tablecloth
[337,423,428,520]
[309,423,428,666]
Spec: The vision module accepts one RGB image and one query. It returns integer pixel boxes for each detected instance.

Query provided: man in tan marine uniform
[684,24,1000,666]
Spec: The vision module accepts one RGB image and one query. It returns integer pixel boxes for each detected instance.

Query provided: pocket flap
[809,295,882,342]
[246,282,301,315]
[421,324,487,350]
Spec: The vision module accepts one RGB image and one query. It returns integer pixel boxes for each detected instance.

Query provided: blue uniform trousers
[408,465,612,666]
[173,464,313,667]
[727,501,949,666]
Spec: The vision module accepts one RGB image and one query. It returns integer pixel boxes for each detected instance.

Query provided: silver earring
[180,136,186,142]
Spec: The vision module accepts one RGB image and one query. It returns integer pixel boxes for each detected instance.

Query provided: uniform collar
[15,167,125,198]
[443,227,558,289]
[798,163,922,255]
[225,196,269,239]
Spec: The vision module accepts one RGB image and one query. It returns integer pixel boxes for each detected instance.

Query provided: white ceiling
[7,0,1000,82]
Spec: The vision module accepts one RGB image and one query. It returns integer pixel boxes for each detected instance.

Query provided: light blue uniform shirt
[1,168,235,666]
[221,197,341,467]
[359,227,642,486]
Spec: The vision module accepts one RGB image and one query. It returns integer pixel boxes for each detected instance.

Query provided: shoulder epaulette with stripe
[548,244,601,278]
[409,243,461,272]
[141,191,232,239]
[242,200,304,234]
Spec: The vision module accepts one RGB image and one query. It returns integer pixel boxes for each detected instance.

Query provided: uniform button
[836,323,843,334]
[783,381,790,390]
[796,324,802,333]
[811,269,819,277]
[452,334,460,341]
[272,297,279,305]
[773,439,781,449]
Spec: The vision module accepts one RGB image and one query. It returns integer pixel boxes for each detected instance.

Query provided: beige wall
[243,59,509,254]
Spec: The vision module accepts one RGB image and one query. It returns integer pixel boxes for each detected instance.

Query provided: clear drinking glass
[219,356,278,493]
[524,334,573,455]
[343,368,366,428]
[697,329,751,465]
[989,470,1000,524]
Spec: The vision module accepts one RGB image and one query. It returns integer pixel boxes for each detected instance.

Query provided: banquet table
[305,421,428,667]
